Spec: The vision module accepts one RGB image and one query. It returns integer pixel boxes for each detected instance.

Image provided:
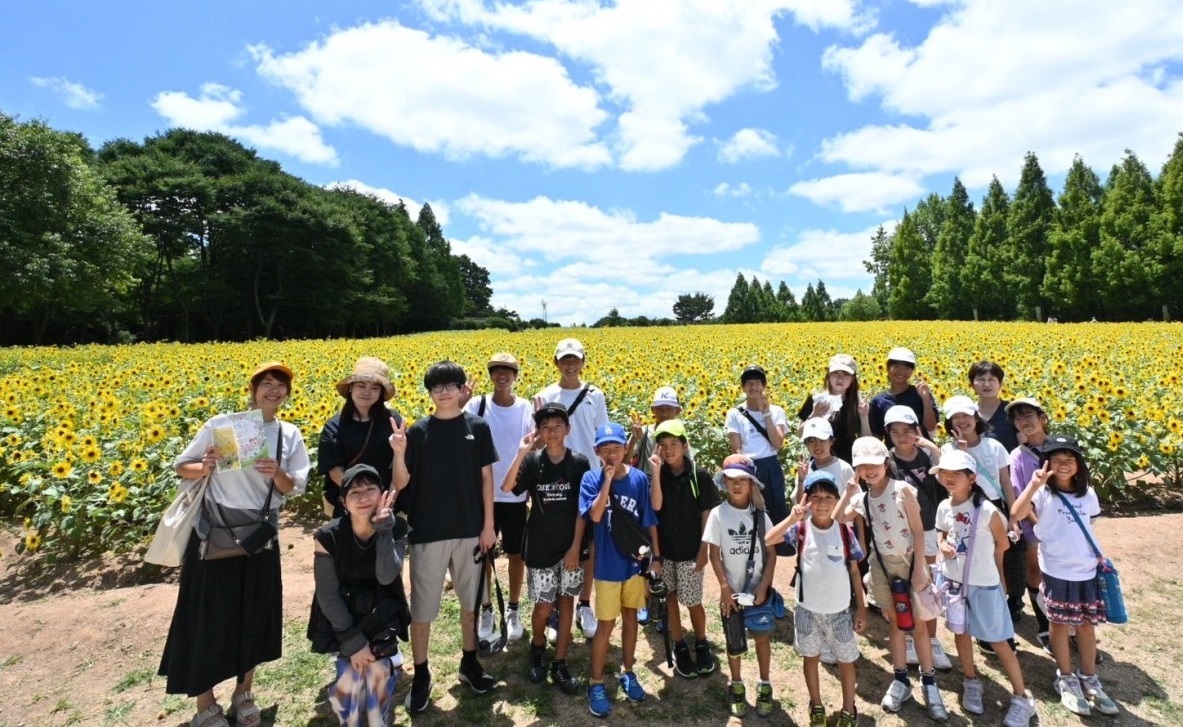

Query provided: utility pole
[541,299,548,324]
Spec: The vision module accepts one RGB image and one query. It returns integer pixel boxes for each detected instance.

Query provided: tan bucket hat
[336,357,394,400]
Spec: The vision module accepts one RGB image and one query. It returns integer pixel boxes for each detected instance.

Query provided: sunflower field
[2,322,1180,558]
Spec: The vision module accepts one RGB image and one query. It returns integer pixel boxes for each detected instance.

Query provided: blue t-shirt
[579,466,657,582]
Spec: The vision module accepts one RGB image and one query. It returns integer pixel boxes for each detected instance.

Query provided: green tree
[455,254,493,316]
[1005,152,1055,319]
[839,290,881,321]
[887,211,932,319]
[1094,150,1161,320]
[672,292,715,323]
[722,273,755,323]
[863,225,892,312]
[814,280,834,321]
[961,177,1012,320]
[757,279,779,322]
[1153,134,1183,319]
[1044,157,1104,320]
[775,281,801,322]
[927,178,975,318]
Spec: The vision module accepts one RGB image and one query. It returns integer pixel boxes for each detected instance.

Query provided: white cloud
[249,21,610,170]
[818,0,1183,187]
[789,172,924,212]
[778,0,876,34]
[325,180,450,227]
[761,222,895,286]
[450,235,532,277]
[714,182,754,198]
[718,128,781,164]
[151,83,338,165]
[29,76,102,110]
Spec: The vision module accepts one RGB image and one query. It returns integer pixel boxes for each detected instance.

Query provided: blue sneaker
[587,683,612,718]
[618,670,646,703]
[638,606,650,624]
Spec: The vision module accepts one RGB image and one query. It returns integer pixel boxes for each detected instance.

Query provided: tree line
[0,113,512,345]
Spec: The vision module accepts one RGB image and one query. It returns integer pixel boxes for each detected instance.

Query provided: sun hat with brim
[928,449,976,475]
[534,401,569,426]
[851,436,890,467]
[1041,435,1083,457]
[942,395,978,419]
[336,357,394,400]
[1005,397,1045,417]
[594,422,627,447]
[884,405,920,427]
[252,361,293,383]
[654,419,687,441]
[487,352,520,372]
[801,417,834,442]
[713,454,765,490]
[341,463,386,495]
[803,470,841,496]
[828,354,858,376]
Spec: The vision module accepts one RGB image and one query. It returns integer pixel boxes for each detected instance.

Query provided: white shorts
[795,606,861,663]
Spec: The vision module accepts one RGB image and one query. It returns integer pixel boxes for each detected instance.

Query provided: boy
[535,338,610,638]
[627,386,684,478]
[725,365,790,553]
[579,422,660,718]
[648,419,718,678]
[793,417,855,506]
[868,347,938,440]
[463,353,535,644]
[767,471,866,727]
[390,361,498,714]
[499,402,588,694]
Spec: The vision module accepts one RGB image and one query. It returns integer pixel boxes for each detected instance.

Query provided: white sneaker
[506,608,524,642]
[930,638,953,671]
[478,607,495,642]
[1003,690,1037,727]
[1079,673,1119,715]
[881,680,912,712]
[819,644,837,665]
[923,682,948,721]
[577,604,598,639]
[904,634,919,665]
[1054,672,1091,715]
[961,678,984,715]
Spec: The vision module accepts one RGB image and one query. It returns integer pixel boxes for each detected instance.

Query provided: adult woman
[159,362,311,727]
[319,357,404,519]
[969,360,1019,453]
[307,464,410,726]
[796,354,870,464]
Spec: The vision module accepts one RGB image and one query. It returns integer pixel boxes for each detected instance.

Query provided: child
[500,402,589,695]
[704,455,777,718]
[793,417,855,506]
[766,471,866,727]
[1010,436,1119,717]
[932,450,1037,726]
[1005,398,1053,651]
[627,386,684,478]
[648,419,718,678]
[536,338,610,639]
[883,404,952,670]
[840,436,948,720]
[725,365,790,553]
[579,422,661,718]
[796,353,871,464]
[868,347,939,440]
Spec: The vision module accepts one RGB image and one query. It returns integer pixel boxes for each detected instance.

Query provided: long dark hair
[1040,450,1091,497]
[822,370,861,437]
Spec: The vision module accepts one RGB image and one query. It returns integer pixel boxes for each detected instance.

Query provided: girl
[725,365,790,552]
[704,455,777,719]
[1010,436,1119,717]
[1005,398,1053,652]
[883,405,951,671]
[793,417,854,506]
[796,354,870,464]
[933,450,1036,726]
[840,437,948,721]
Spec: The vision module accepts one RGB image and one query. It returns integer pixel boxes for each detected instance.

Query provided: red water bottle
[890,578,915,631]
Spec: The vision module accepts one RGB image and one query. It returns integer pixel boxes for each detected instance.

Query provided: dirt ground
[1,509,1180,727]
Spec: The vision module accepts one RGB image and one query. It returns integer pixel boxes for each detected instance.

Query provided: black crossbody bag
[199,432,282,560]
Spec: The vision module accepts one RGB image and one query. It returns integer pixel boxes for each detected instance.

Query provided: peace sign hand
[371,487,398,529]
[1029,461,1053,490]
[630,411,645,438]
[388,417,407,454]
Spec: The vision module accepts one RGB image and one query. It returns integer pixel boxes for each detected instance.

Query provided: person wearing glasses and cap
[627,385,687,479]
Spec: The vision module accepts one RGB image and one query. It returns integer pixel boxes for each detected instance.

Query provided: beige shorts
[865,551,940,624]
[409,537,481,622]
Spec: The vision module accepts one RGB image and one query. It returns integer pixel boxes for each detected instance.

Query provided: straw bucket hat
[336,357,394,400]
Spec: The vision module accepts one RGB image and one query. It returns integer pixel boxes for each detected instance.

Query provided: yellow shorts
[593,575,648,622]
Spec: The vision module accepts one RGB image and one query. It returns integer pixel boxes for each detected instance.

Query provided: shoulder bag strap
[566,385,592,417]
[738,406,772,443]
[863,489,912,580]
[957,504,982,597]
[1053,490,1103,560]
[477,395,487,418]
[741,507,762,593]
[346,417,376,469]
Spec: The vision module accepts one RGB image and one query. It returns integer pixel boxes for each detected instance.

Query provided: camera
[647,570,669,599]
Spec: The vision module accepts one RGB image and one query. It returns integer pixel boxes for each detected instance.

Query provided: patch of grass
[160,694,189,716]
[103,700,134,724]
[101,597,126,608]
[1147,696,1183,724]
[114,667,156,693]
[0,654,22,669]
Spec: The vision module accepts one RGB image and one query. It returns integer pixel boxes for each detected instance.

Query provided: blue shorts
[967,585,1015,643]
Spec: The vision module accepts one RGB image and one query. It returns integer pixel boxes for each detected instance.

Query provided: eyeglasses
[429,382,461,395]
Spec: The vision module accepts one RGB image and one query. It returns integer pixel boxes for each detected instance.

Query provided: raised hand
[1029,460,1053,489]
[371,487,397,526]
[388,417,407,454]
[630,411,645,439]
[648,453,663,471]
[518,430,539,454]
[858,398,870,417]
[915,378,932,400]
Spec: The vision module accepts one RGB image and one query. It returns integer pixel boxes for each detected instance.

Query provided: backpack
[788,519,863,601]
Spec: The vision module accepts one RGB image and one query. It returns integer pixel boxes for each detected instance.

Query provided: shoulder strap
[477,395,487,418]
[738,406,771,442]
[566,385,592,417]
[346,417,376,468]
[957,504,982,595]
[1053,490,1103,560]
[741,507,763,593]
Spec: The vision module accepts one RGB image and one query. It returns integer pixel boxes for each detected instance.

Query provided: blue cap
[594,422,628,447]
[802,470,840,496]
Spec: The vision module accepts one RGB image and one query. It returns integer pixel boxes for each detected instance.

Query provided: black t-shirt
[869,385,937,440]
[655,461,718,562]
[402,412,497,545]
[318,406,404,516]
[513,448,590,568]
[796,395,857,464]
[890,449,947,531]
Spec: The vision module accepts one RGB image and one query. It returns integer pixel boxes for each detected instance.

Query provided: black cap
[533,401,569,426]
[341,464,385,495]
[740,364,767,384]
[1040,435,1082,457]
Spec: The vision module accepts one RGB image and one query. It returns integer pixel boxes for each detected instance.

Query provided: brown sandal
[190,703,230,727]
[231,690,261,727]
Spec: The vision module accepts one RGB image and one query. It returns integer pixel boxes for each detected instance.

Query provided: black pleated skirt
[158,532,283,696]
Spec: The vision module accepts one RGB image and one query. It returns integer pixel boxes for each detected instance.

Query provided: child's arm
[848,558,867,633]
[988,509,1011,596]
[756,526,777,603]
[858,397,872,437]
[696,510,710,572]
[565,516,586,572]
[585,467,614,523]
[649,455,664,511]
[1010,461,1051,524]
[708,543,736,616]
[625,412,644,461]
[765,502,808,546]
[917,436,941,462]
[500,432,537,493]
[900,487,929,591]
[999,464,1016,510]
[834,477,860,523]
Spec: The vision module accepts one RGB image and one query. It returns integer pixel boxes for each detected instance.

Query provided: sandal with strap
[230,690,262,727]
[190,703,230,727]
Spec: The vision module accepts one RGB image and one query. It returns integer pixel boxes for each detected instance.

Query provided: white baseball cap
[554,338,585,360]
[651,386,681,408]
[801,417,834,442]
[851,436,890,466]
[886,347,917,366]
[942,395,978,419]
[884,405,919,427]
[929,449,977,474]
[828,354,857,376]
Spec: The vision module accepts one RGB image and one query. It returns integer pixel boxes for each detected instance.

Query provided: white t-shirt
[725,405,787,460]
[795,520,854,614]
[702,501,775,593]
[465,395,534,503]
[535,382,609,465]
[1032,487,1103,581]
[175,415,310,509]
[852,479,917,557]
[941,439,1009,501]
[792,456,855,504]
[936,498,1003,587]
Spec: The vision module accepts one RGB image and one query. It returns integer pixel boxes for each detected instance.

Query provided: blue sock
[920,669,936,686]
[894,668,909,686]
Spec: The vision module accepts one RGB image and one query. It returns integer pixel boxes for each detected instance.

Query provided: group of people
[158,341,1120,727]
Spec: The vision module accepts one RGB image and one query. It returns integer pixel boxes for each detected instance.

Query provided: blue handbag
[1054,491,1128,625]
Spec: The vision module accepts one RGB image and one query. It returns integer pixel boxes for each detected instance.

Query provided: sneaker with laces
[1054,672,1091,716]
[458,657,496,694]
[694,640,717,675]
[405,668,432,714]
[922,682,949,721]
[961,678,985,715]
[577,605,598,639]
[549,661,581,695]
[1079,673,1119,716]
[930,638,953,671]
[527,645,547,684]
[478,607,495,642]
[904,634,919,665]
[618,670,646,702]
[837,709,857,727]
[809,703,827,726]
[729,682,747,718]
[587,683,612,718]
[881,680,912,712]
[1003,690,1037,726]
[507,608,524,642]
[673,641,697,679]
[755,683,773,718]
[819,644,838,665]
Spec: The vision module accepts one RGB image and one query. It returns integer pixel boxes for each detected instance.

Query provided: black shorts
[493,501,528,556]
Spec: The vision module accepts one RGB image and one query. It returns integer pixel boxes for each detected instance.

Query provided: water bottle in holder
[890,577,915,631]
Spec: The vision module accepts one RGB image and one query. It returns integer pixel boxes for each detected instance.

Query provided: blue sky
[5,1,1183,325]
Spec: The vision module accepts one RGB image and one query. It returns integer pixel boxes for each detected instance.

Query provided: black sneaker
[458,657,496,694]
[549,660,581,695]
[528,645,547,684]
[694,640,717,675]
[405,668,432,713]
[673,641,697,679]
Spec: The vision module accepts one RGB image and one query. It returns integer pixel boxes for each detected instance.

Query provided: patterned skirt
[1040,572,1107,626]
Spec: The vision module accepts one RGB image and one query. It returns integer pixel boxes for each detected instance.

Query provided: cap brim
[851,456,888,467]
[718,468,765,489]
[595,437,627,447]
[945,407,977,418]
[829,365,856,375]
